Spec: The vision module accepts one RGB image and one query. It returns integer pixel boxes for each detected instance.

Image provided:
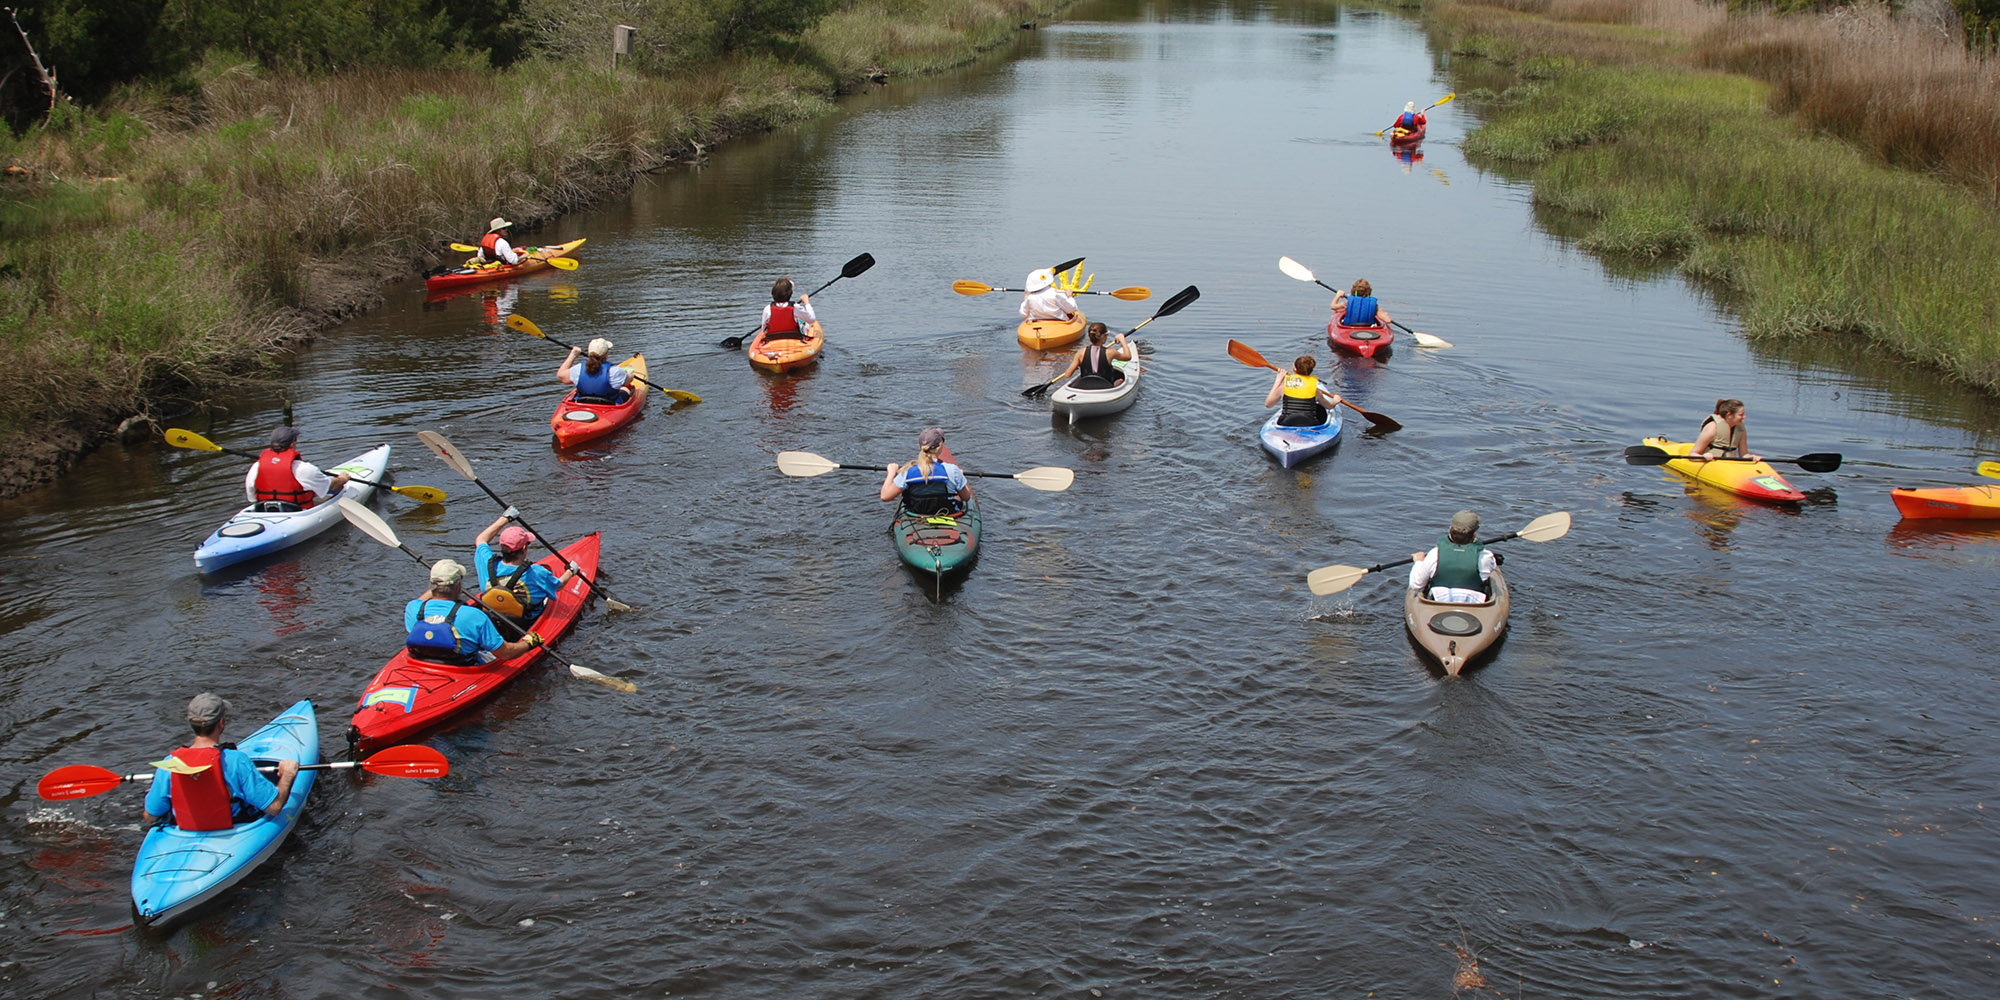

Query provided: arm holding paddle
[478,508,580,584]
[1689,416,1759,463]
[881,458,973,505]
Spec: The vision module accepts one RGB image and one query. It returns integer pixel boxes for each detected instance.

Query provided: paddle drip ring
[561,411,599,422]
[1427,611,1482,637]
[219,523,266,537]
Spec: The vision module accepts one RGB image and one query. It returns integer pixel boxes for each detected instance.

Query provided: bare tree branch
[4,5,58,121]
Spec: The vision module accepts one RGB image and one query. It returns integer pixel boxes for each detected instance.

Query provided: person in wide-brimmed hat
[246,424,352,511]
[1019,267,1078,322]
[472,509,581,627]
[1408,510,1498,604]
[477,216,522,266]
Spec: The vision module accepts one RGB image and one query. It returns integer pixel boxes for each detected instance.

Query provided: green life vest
[1432,535,1487,594]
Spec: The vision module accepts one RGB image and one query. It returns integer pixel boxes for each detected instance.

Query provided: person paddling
[1263,355,1343,427]
[757,277,818,342]
[1020,268,1078,322]
[1689,398,1761,463]
[1052,322,1133,388]
[405,558,544,665]
[246,425,351,511]
[141,693,298,831]
[473,509,578,628]
[881,427,973,516]
[1331,278,1393,330]
[477,217,522,266]
[558,337,632,405]
[1409,510,1498,603]
[1390,101,1427,135]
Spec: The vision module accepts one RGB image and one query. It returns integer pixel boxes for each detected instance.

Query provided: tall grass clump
[809,0,1046,79]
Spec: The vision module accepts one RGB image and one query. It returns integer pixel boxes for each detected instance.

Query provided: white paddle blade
[338,497,403,548]
[505,313,546,338]
[569,664,638,693]
[1277,256,1316,283]
[1409,331,1453,349]
[417,430,478,480]
[1013,466,1075,492]
[1515,511,1572,543]
[775,451,842,477]
[1307,564,1370,596]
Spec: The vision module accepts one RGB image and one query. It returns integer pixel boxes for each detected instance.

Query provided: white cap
[1026,269,1055,292]
[587,337,614,358]
[429,558,466,586]
[1404,102,1417,113]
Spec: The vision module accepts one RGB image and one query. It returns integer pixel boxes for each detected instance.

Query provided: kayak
[889,445,980,578]
[1328,319,1394,359]
[551,355,649,448]
[1405,569,1509,677]
[348,534,602,753]
[1892,484,2000,519]
[1018,312,1087,351]
[131,699,319,926]
[193,444,392,573]
[423,237,586,292]
[748,321,825,373]
[1641,436,1805,504]
[1260,407,1343,468]
[1389,125,1426,147]
[1048,358,1140,424]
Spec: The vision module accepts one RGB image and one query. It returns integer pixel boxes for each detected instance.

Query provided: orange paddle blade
[1227,339,1280,371]
[38,764,131,800]
[361,745,450,778]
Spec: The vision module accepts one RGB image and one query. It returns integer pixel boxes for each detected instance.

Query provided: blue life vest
[407,599,476,665]
[1341,295,1380,327]
[1398,112,1419,129]
[573,360,619,403]
[900,462,956,516]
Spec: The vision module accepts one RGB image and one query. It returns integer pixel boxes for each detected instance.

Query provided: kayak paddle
[505,314,702,404]
[776,451,1074,492]
[1623,445,1842,473]
[1023,285,1200,398]
[1306,511,1571,596]
[164,429,446,503]
[954,280,1152,301]
[37,744,450,801]
[1276,256,1450,348]
[442,242,581,269]
[1226,339,1402,432]
[1375,93,1455,136]
[718,252,877,350]
[1976,460,2000,480]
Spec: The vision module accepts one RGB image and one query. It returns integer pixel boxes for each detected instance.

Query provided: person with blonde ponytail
[880,427,973,516]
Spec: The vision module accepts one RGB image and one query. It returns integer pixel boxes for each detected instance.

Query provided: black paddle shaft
[463,478,628,608]
[1362,528,1529,574]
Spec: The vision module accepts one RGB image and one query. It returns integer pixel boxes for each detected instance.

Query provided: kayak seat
[1277,407,1329,428]
[1069,375,1119,390]
[572,392,628,406]
[252,501,303,513]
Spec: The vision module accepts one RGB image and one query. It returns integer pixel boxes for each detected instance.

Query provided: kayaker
[1052,322,1133,388]
[1020,268,1078,322]
[559,337,632,405]
[245,425,352,511]
[1690,398,1762,463]
[757,277,817,342]
[477,217,522,266]
[406,558,546,665]
[881,427,973,516]
[1262,355,1343,427]
[1330,279,1393,329]
[1408,510,1498,603]
[141,693,298,831]
[473,509,579,626]
[1390,101,1427,134]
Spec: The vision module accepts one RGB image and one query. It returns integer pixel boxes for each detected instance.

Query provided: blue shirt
[900,461,967,493]
[404,598,507,656]
[475,543,562,612]
[143,747,281,819]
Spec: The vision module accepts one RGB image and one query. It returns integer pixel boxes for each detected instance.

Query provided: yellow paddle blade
[661,389,703,404]
[952,280,995,296]
[448,242,479,252]
[570,664,638,692]
[390,485,448,504]
[1432,92,1456,108]
[1978,460,2000,481]
[1109,286,1151,301]
[1307,564,1370,596]
[505,313,547,338]
[163,428,223,452]
[544,256,580,270]
[150,757,211,775]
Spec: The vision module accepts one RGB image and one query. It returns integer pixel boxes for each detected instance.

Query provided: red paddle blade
[361,745,450,778]
[37,764,127,801]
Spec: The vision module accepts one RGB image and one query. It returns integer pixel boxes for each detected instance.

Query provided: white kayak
[1048,358,1141,424]
[192,444,390,572]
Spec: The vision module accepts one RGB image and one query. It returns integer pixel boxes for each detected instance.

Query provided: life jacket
[1341,295,1381,327]
[1698,414,1744,458]
[900,460,957,516]
[1432,535,1488,595]
[572,359,619,403]
[1279,373,1327,427]
[766,301,799,336]
[166,746,238,832]
[478,231,506,262]
[407,598,477,665]
[1398,111,1421,130]
[1074,344,1121,388]
[253,447,315,509]
[481,555,535,620]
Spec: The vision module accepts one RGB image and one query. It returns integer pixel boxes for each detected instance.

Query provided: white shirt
[244,459,335,503]
[566,362,633,391]
[1021,287,1078,321]
[1409,546,1498,592]
[761,300,818,328]
[482,235,521,266]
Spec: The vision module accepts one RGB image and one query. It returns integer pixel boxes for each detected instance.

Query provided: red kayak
[1328,319,1395,359]
[1389,125,1425,147]
[424,238,586,292]
[551,355,649,448]
[349,534,601,752]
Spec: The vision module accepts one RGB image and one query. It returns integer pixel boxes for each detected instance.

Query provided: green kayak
[889,496,981,578]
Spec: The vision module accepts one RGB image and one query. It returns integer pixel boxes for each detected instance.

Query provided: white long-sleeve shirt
[1409,546,1497,592]
[244,459,335,503]
[761,299,818,328]
[1020,287,1078,320]
[480,235,521,266]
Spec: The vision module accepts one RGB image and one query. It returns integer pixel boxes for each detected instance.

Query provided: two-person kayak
[193,444,392,572]
[551,356,649,448]
[424,237,587,293]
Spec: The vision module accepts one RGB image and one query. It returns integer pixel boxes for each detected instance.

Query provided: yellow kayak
[1017,312,1086,351]
[1642,437,1804,504]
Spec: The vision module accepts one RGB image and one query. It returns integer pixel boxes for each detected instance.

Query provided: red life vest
[254,447,315,508]
[166,746,237,831]
[479,231,505,261]
[766,301,799,335]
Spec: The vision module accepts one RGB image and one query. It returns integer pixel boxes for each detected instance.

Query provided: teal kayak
[890,496,981,578]
[131,699,318,926]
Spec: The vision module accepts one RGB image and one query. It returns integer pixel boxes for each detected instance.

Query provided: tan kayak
[1403,568,1509,676]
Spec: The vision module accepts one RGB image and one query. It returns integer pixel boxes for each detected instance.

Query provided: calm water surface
[5,1,2000,996]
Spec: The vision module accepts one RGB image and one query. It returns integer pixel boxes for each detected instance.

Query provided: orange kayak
[1018,312,1086,351]
[425,237,586,291]
[551,355,649,448]
[748,321,824,373]
[1892,484,2000,519]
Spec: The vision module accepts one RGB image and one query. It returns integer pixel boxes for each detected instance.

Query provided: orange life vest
[253,447,315,508]
[166,746,237,831]
[479,231,505,261]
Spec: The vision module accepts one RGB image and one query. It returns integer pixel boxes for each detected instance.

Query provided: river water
[5,1,2000,996]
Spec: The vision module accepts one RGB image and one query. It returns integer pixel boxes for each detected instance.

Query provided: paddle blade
[505,313,547,338]
[37,764,128,801]
[417,430,478,481]
[1979,460,2000,481]
[570,664,639,693]
[1152,285,1200,320]
[1514,511,1572,543]
[338,497,403,548]
[1430,92,1457,109]
[842,252,876,278]
[1277,256,1316,283]
[775,451,842,477]
[952,280,996,296]
[1108,286,1151,301]
[361,744,450,778]
[662,389,703,404]
[1409,331,1453,349]
[1341,399,1401,433]
[1051,257,1086,274]
[1622,445,1674,466]
[1307,564,1370,596]
[163,428,223,453]
[1791,453,1842,473]
[446,242,479,253]
[390,485,447,504]
[544,256,580,270]
[1227,339,1279,371]
[1012,466,1075,491]
[1021,379,1056,398]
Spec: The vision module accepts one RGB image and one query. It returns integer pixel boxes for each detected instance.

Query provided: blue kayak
[131,699,319,926]
[193,445,391,573]
[1259,407,1343,468]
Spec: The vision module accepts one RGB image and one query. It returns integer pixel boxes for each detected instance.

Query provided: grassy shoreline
[0,0,1068,497]
[1423,0,2000,394]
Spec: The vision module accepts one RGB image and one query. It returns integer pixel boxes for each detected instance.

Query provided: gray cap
[186,692,230,726]
[429,558,466,586]
[918,427,945,449]
[270,425,299,450]
[1450,510,1480,535]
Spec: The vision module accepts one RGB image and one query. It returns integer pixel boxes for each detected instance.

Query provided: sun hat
[1405,101,1417,113]
[269,425,299,450]
[586,337,614,358]
[497,526,533,552]
[430,558,467,587]
[1450,510,1480,535]
[488,217,513,231]
[186,692,230,726]
[918,427,946,450]
[1025,268,1056,293]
